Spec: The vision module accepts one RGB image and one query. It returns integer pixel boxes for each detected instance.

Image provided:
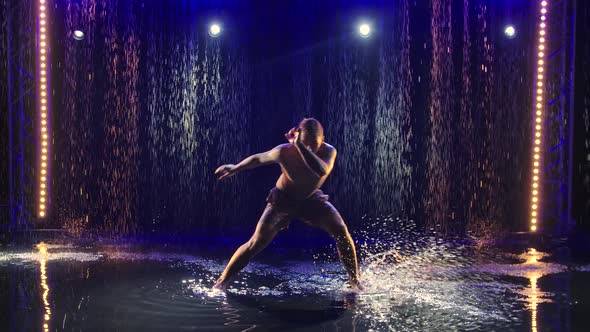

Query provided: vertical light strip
[38,0,50,218]
[530,0,548,232]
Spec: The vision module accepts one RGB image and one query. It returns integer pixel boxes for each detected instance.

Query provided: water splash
[0,234,581,330]
[182,218,535,330]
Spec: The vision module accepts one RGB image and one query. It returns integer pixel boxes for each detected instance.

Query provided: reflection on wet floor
[470,248,568,332]
[0,238,588,331]
[37,242,51,332]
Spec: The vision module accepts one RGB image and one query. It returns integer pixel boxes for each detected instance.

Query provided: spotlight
[504,25,516,38]
[73,30,85,41]
[358,23,371,38]
[209,23,221,37]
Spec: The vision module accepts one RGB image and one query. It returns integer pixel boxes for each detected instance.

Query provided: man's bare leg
[314,205,362,288]
[333,227,361,287]
[331,225,362,288]
[213,205,282,290]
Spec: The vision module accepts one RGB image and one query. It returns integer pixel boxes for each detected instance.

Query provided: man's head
[298,118,324,153]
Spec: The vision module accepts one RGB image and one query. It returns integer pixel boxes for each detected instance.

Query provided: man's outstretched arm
[215,145,283,180]
[235,145,283,172]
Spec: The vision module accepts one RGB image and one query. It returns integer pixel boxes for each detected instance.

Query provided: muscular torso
[276,143,333,200]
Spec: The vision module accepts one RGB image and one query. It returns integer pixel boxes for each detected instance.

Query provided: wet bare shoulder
[276,143,295,162]
[321,143,336,156]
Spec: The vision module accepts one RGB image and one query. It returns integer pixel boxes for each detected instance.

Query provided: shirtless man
[212,118,362,290]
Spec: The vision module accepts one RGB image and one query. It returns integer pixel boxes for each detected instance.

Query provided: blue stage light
[209,23,221,37]
[73,30,84,40]
[359,23,371,38]
[504,25,516,38]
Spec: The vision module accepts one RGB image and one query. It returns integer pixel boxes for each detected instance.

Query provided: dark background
[1,0,588,239]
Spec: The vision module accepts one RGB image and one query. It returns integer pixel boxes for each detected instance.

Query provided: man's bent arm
[234,145,282,172]
[294,141,333,177]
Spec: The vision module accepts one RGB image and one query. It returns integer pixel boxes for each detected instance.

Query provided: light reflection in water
[524,248,541,332]
[37,242,51,332]
[220,300,241,326]
[0,241,578,331]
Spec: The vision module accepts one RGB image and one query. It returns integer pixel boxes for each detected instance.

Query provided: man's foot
[211,281,227,291]
[347,280,364,291]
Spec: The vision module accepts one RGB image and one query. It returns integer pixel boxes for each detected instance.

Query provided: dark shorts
[264,187,335,230]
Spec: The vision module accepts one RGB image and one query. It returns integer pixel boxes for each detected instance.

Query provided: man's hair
[298,118,324,139]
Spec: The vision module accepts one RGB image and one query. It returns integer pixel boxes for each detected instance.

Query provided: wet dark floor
[1,233,590,331]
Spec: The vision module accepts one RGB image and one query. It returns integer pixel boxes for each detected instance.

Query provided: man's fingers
[214,165,228,174]
[218,171,234,181]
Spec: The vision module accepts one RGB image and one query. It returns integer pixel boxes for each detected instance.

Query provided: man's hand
[284,127,301,145]
[214,164,239,180]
